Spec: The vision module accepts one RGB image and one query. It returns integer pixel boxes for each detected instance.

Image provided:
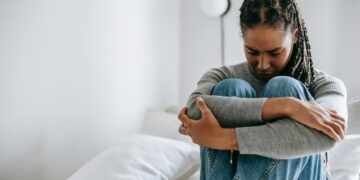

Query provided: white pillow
[141,108,192,143]
[330,135,360,180]
[68,134,200,180]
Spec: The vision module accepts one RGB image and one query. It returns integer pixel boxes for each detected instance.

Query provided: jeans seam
[259,159,278,180]
[207,149,214,169]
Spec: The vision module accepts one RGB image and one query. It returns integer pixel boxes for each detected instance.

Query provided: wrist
[225,128,238,150]
[285,97,301,118]
[262,97,296,121]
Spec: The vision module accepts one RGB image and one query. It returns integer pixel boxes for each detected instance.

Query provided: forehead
[243,25,292,50]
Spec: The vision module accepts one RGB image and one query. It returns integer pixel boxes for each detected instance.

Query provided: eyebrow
[245,46,281,53]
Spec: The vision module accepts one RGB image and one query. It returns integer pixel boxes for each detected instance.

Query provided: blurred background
[0,0,359,179]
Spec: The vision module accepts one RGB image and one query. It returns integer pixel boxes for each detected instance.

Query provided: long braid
[283,0,315,87]
[239,0,315,88]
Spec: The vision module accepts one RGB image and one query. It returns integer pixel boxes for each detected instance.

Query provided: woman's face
[243,25,297,81]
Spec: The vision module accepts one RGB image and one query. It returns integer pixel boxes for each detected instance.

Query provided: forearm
[187,95,267,128]
[188,95,299,128]
[235,96,345,158]
[235,119,336,159]
[215,98,296,152]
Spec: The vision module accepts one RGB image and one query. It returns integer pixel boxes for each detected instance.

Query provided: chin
[256,74,276,81]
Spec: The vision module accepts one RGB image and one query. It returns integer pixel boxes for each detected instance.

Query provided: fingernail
[197,97,203,102]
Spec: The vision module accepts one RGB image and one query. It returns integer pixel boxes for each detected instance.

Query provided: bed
[68,97,360,180]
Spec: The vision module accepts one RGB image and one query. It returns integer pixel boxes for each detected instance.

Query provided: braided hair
[240,0,315,88]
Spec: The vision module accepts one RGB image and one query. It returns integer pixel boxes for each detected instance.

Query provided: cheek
[272,49,292,69]
[244,54,257,66]
[272,54,288,68]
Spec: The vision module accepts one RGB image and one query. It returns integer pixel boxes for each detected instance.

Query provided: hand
[178,97,238,150]
[289,98,346,141]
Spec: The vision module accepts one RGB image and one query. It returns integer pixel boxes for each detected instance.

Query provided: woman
[178,0,348,179]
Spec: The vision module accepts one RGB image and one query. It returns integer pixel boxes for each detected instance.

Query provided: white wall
[321,0,360,98]
[0,0,179,179]
[179,0,360,104]
[179,0,222,104]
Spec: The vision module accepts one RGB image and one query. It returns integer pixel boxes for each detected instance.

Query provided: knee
[261,76,312,100]
[266,76,302,91]
[212,79,255,98]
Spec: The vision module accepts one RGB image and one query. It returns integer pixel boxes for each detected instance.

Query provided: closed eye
[267,48,282,57]
[248,51,259,56]
[269,51,280,57]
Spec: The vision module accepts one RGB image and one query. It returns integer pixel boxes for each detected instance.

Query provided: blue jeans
[200,76,328,180]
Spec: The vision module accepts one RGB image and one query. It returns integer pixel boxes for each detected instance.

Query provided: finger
[331,121,345,139]
[180,123,188,128]
[329,112,346,123]
[179,126,187,135]
[329,116,347,131]
[179,126,190,135]
[178,106,188,117]
[178,107,192,128]
[330,114,347,130]
[179,123,187,131]
[179,126,185,135]
[327,109,338,114]
[329,112,347,132]
[320,124,341,141]
[325,121,345,139]
[196,97,210,115]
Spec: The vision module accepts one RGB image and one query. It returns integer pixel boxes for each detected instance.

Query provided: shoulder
[312,69,345,88]
[311,69,347,98]
[201,62,248,80]
[228,62,249,74]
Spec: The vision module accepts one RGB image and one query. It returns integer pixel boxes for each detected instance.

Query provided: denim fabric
[200,76,328,180]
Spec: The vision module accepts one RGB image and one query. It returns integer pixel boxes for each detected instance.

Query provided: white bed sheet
[188,169,200,180]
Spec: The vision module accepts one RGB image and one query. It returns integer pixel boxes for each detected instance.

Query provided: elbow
[186,106,201,120]
[185,96,202,120]
[317,134,338,152]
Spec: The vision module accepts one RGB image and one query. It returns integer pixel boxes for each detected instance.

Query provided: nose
[257,54,270,71]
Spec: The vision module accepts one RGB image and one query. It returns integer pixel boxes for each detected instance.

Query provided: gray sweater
[186,62,348,159]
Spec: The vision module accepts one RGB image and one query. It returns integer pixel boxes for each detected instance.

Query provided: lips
[252,66,276,80]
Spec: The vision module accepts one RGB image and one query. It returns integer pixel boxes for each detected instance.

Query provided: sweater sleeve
[186,67,267,128]
[235,75,348,159]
